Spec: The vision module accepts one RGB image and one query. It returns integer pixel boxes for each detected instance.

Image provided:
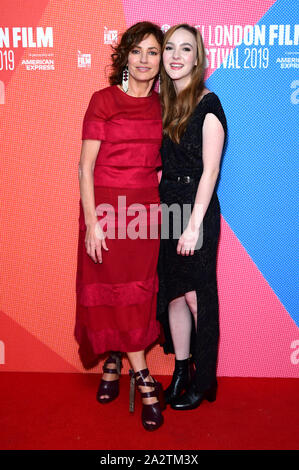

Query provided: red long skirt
[75,185,161,368]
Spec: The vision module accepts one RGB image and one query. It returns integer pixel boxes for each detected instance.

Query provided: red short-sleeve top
[82,85,162,189]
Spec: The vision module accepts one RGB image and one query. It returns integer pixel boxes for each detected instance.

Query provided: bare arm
[78,139,108,263]
[177,113,225,256]
[78,140,100,225]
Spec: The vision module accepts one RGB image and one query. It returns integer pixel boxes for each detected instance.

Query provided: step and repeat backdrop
[0,0,298,376]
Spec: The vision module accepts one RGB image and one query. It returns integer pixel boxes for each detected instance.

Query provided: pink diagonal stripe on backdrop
[217,218,298,377]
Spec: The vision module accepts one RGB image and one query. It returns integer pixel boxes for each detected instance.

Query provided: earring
[157,74,161,94]
[122,65,129,93]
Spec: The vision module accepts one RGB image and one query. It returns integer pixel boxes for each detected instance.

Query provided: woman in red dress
[75,22,164,431]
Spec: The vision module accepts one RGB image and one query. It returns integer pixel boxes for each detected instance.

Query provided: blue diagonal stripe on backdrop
[207,0,298,326]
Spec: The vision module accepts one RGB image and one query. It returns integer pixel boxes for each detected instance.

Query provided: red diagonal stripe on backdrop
[0,311,79,372]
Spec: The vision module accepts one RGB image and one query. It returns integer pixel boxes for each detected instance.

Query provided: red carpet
[0,372,298,450]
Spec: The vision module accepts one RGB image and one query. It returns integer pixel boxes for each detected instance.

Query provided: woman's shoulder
[89,85,116,100]
[86,86,119,116]
[196,90,226,117]
[84,86,117,120]
[197,89,222,108]
[191,89,227,133]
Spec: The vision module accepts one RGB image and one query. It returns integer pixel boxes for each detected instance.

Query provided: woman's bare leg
[168,295,192,360]
[185,290,198,330]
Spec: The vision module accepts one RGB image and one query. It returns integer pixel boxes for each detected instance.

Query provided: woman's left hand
[177,226,200,256]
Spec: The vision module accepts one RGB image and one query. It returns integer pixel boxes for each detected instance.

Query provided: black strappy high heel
[96,352,123,404]
[129,368,165,431]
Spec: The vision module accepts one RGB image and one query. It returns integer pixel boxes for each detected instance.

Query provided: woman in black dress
[157,24,227,410]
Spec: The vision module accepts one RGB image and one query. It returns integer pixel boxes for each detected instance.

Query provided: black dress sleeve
[201,93,227,137]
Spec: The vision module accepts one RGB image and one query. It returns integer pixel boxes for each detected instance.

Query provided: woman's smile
[136,66,151,72]
[169,63,184,69]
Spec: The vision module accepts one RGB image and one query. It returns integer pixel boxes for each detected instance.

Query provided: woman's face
[163,28,198,91]
[127,34,161,84]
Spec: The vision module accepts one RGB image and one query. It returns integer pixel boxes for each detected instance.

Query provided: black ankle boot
[164,358,191,405]
[171,379,218,410]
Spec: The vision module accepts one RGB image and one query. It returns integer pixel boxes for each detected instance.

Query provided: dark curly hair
[109,21,164,85]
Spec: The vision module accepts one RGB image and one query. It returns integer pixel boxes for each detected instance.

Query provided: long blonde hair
[160,24,205,144]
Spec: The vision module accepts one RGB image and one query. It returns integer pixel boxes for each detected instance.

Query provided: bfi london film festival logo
[0,27,55,71]
[78,50,91,68]
[104,27,118,44]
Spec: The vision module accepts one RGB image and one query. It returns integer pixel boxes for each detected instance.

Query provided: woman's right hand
[85,220,108,263]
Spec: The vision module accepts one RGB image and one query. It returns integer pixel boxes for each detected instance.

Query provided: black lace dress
[157,92,227,392]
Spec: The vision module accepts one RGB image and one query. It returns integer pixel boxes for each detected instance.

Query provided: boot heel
[158,382,166,411]
[129,369,136,413]
[205,385,217,402]
[164,358,191,405]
